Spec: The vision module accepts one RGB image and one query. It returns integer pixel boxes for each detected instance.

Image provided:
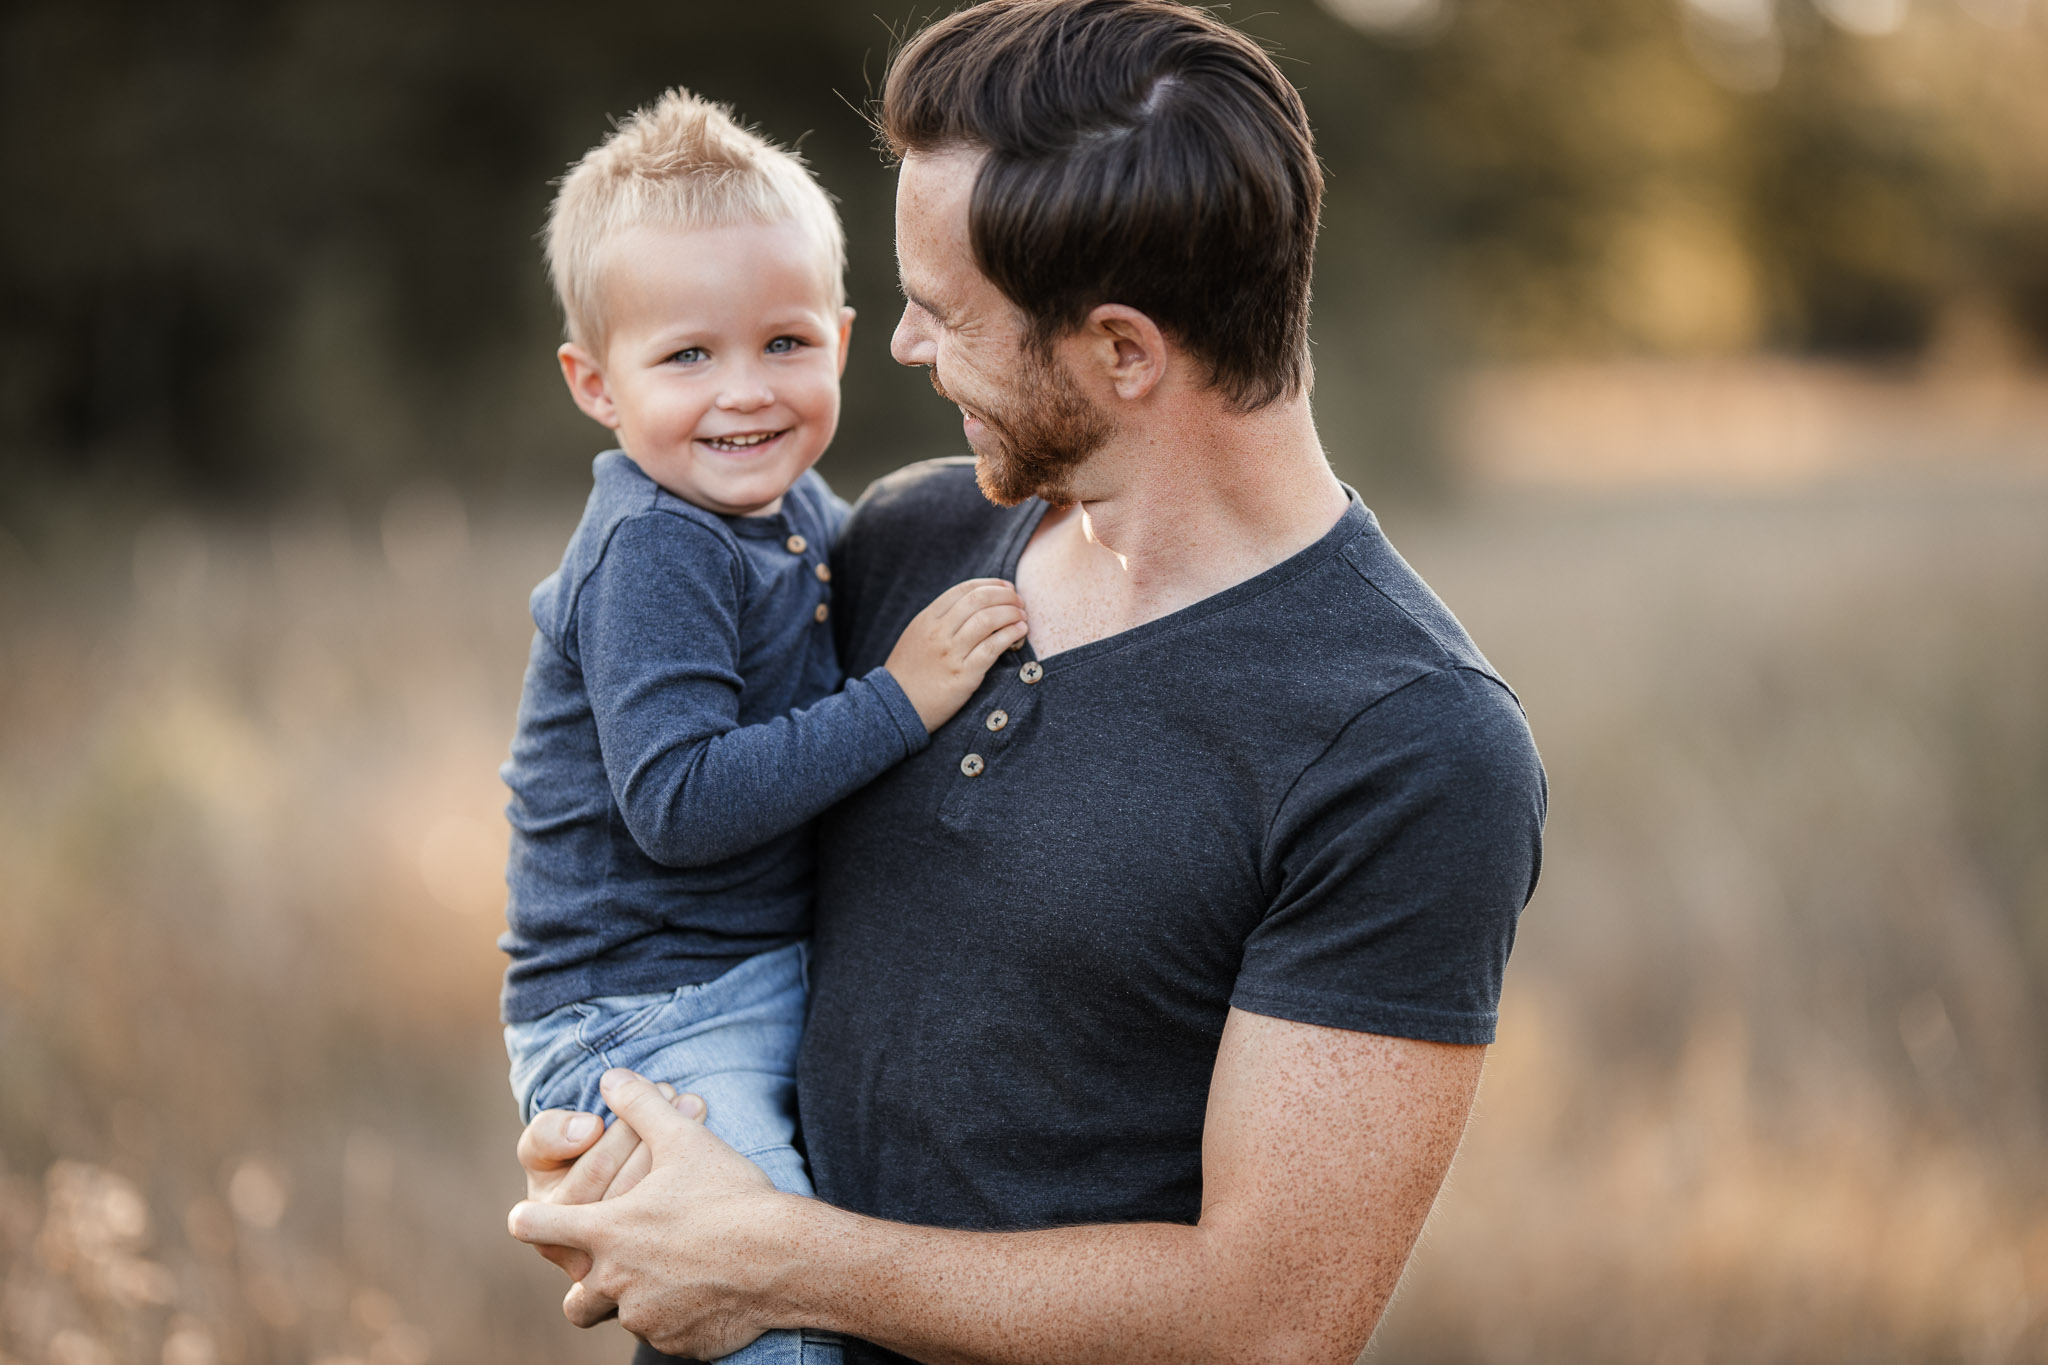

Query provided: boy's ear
[836,308,856,380]
[558,343,621,429]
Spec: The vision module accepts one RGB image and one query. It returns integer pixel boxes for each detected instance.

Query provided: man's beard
[929,344,1112,507]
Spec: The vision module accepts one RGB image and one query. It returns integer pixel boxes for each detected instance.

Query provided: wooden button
[813,602,830,623]
[960,753,985,777]
[985,709,1009,732]
[785,534,808,554]
[1019,661,1043,684]
[814,563,832,582]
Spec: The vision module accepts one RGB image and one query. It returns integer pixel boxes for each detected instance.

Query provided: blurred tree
[0,0,2043,512]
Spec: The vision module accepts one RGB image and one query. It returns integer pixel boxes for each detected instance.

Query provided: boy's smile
[558,218,854,518]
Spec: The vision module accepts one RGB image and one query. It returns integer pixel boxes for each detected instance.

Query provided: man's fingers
[564,1279,620,1329]
[508,1197,596,1251]
[516,1107,604,1176]
[605,1137,654,1201]
[536,1240,593,1281]
[600,1085,699,1201]
[599,1069,705,1160]
[549,1111,645,1206]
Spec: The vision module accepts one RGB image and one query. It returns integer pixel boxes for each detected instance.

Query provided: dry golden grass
[1,467,2044,1364]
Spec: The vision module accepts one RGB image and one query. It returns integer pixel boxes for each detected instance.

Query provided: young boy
[496,89,1026,1365]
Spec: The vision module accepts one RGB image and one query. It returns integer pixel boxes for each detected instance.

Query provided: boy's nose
[715,384,774,411]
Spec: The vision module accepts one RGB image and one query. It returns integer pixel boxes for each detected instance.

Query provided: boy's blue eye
[765,336,804,355]
[668,347,707,365]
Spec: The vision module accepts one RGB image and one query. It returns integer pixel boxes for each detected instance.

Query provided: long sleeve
[575,512,929,869]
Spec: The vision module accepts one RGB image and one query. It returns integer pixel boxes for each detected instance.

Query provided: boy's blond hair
[546,87,846,352]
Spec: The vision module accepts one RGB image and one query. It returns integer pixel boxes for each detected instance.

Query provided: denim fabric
[505,941,841,1365]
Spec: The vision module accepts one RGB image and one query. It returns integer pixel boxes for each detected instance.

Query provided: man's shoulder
[846,457,998,538]
[1212,505,1514,735]
[1321,509,1507,695]
[839,458,1010,582]
[831,459,1015,670]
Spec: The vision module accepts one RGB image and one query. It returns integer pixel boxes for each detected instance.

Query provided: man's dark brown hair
[882,0,1322,411]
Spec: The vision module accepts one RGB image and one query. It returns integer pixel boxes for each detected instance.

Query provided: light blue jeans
[505,941,841,1365]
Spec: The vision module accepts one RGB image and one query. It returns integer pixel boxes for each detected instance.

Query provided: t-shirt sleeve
[573,511,929,870]
[1233,666,1547,1045]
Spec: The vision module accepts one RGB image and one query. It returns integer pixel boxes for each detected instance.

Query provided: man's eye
[668,347,707,365]
[765,336,805,355]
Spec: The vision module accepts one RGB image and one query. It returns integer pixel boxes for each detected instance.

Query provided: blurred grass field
[2,457,2046,1364]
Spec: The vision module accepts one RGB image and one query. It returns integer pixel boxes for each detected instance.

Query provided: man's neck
[1014,392,1350,659]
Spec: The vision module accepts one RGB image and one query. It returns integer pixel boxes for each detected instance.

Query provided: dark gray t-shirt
[797,461,1545,1363]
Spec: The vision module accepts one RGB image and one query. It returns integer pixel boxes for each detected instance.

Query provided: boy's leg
[506,1000,620,1121]
[604,942,840,1365]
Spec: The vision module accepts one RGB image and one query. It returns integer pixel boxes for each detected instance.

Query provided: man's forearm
[528,1026,1479,1364]
[772,1193,1406,1365]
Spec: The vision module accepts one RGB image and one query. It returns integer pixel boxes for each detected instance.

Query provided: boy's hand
[884,578,1028,732]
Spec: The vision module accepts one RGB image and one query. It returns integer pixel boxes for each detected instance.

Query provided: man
[509,3,1546,1362]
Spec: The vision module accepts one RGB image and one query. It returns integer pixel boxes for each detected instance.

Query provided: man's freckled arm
[768,1009,1482,1365]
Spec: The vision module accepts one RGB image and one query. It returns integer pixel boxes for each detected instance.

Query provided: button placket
[939,665,1038,822]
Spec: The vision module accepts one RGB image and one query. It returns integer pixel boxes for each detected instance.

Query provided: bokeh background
[3,1,2046,1362]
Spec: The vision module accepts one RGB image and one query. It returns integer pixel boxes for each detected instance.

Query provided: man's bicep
[1240,668,1545,1046]
[1198,1008,1484,1350]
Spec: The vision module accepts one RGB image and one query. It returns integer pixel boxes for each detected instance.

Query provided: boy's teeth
[706,432,778,449]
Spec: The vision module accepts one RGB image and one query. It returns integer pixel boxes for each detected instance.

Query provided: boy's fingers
[939,592,1015,640]
[965,622,1032,672]
[922,577,1004,617]
[955,602,1025,639]
[931,579,1017,625]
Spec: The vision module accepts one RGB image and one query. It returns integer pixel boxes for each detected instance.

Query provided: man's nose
[891,304,936,369]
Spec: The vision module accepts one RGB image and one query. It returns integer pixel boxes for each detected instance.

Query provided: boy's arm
[578,512,927,868]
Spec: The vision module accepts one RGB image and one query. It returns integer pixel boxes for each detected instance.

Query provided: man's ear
[836,307,856,379]
[1079,304,1168,403]
[559,342,621,429]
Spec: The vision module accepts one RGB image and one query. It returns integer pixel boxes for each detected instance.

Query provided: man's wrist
[746,1191,870,1338]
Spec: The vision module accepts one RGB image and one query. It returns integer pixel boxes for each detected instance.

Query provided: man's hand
[509,1020,1482,1365]
[515,1082,697,1282]
[509,1069,801,1357]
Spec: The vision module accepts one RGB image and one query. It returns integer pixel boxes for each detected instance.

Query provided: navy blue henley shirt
[498,452,928,1024]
